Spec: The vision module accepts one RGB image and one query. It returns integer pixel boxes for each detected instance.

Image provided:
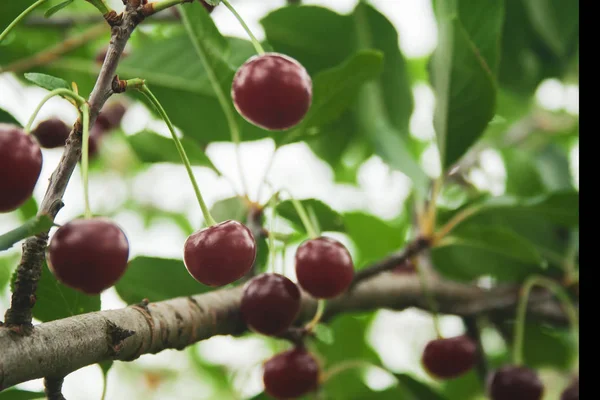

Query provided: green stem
[179,6,249,196]
[321,360,386,383]
[85,0,110,16]
[513,275,579,367]
[138,84,216,227]
[220,0,265,55]
[148,0,183,16]
[416,261,442,338]
[80,103,92,219]
[24,88,86,133]
[305,299,326,332]
[0,0,47,44]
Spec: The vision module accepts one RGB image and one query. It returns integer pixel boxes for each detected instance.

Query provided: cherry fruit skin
[47,218,130,295]
[422,336,477,379]
[488,365,544,400]
[31,118,71,148]
[560,377,579,400]
[263,348,320,399]
[184,220,256,287]
[241,273,301,336]
[295,236,354,299]
[232,53,312,131]
[96,102,127,132]
[0,124,43,213]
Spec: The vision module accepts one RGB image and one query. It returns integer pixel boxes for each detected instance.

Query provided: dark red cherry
[295,236,354,299]
[199,0,215,12]
[184,220,256,287]
[31,118,71,148]
[0,124,43,213]
[488,365,544,400]
[560,377,579,400]
[95,102,127,132]
[232,53,312,131]
[47,218,130,295]
[241,273,301,336]
[263,348,320,399]
[422,336,477,379]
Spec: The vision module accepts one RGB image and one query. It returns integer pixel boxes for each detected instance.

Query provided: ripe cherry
[96,102,127,132]
[184,220,256,287]
[47,218,130,295]
[232,53,312,131]
[295,236,354,299]
[488,365,544,400]
[0,124,43,213]
[560,377,579,400]
[421,336,477,379]
[241,273,301,336]
[263,348,320,399]
[31,118,71,148]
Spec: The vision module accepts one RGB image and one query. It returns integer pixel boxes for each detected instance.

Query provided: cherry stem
[432,204,482,245]
[513,275,579,368]
[305,299,326,332]
[80,103,92,219]
[0,0,47,43]
[138,84,217,227]
[220,0,265,55]
[24,88,86,134]
[179,5,249,197]
[320,360,388,384]
[416,260,442,338]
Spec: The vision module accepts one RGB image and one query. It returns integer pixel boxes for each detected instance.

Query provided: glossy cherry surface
[295,236,354,299]
[488,365,544,400]
[263,348,319,399]
[31,118,70,148]
[95,102,127,132]
[232,53,312,131]
[241,273,301,335]
[184,220,256,287]
[560,377,579,400]
[47,218,130,294]
[422,335,477,379]
[0,124,43,213]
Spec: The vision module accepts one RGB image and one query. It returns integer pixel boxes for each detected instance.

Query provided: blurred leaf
[395,373,450,400]
[431,3,497,170]
[440,370,484,400]
[24,72,71,92]
[0,0,39,31]
[276,199,345,234]
[343,212,408,269]
[126,130,218,173]
[501,148,546,197]
[523,0,579,57]
[0,107,20,125]
[431,225,545,281]
[0,252,19,290]
[44,0,75,18]
[0,389,45,400]
[115,257,210,304]
[0,215,53,252]
[188,346,237,397]
[535,144,574,192]
[32,261,100,322]
[209,196,248,224]
[17,197,38,222]
[521,322,577,370]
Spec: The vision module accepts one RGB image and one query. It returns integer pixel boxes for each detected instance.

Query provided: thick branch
[4,6,142,328]
[0,273,568,390]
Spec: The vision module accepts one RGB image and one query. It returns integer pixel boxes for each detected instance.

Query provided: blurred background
[0,0,578,399]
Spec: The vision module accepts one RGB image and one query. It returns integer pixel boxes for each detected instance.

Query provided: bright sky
[0,1,579,399]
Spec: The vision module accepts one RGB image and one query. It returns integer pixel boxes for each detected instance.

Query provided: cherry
[295,236,354,299]
[560,377,579,400]
[184,220,256,287]
[232,53,312,131]
[488,365,544,400]
[421,335,477,379]
[241,273,301,336]
[263,348,320,399]
[31,118,71,148]
[0,124,43,213]
[95,102,127,132]
[47,218,130,295]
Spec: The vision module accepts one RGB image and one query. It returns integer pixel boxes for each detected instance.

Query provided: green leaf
[501,148,546,197]
[32,261,101,322]
[209,196,249,224]
[44,0,75,18]
[278,50,384,145]
[276,199,345,234]
[115,257,210,304]
[0,252,19,291]
[523,0,579,57]
[440,370,484,400]
[24,72,71,92]
[126,130,218,172]
[0,107,20,125]
[0,389,45,400]
[343,212,408,269]
[521,322,577,370]
[0,215,53,252]
[431,225,545,282]
[431,8,497,170]
[17,196,38,222]
[395,374,450,400]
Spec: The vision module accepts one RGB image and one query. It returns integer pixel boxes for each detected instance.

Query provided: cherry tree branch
[0,270,570,390]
